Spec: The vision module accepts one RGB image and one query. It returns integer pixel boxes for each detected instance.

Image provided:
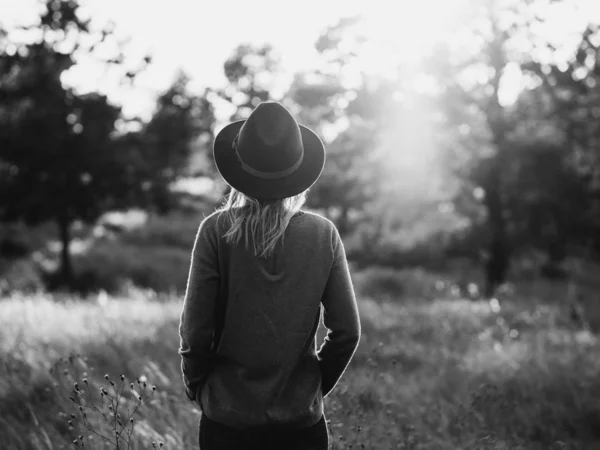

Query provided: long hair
[218,188,307,258]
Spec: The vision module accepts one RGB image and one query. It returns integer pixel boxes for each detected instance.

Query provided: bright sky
[1,0,363,120]
[1,0,600,121]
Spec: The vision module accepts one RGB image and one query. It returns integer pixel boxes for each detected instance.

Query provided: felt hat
[213,101,325,200]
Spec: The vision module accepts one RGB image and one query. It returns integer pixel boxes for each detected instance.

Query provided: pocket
[195,389,201,411]
[196,381,206,412]
[300,417,327,438]
[297,416,329,450]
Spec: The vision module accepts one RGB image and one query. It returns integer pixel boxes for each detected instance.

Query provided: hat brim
[213,120,325,200]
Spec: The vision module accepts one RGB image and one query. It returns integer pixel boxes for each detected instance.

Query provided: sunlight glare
[498,62,524,107]
[355,0,463,75]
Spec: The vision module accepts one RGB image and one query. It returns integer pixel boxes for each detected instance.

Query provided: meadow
[2,264,600,450]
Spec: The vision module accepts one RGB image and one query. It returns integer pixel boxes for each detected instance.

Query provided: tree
[219,43,282,121]
[426,0,556,295]
[521,23,600,262]
[426,0,600,291]
[0,0,149,287]
[305,121,379,235]
[503,139,591,268]
[136,71,215,212]
[286,18,389,235]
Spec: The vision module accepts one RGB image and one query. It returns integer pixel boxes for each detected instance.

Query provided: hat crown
[235,102,304,174]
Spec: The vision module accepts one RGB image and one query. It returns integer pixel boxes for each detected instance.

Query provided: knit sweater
[178,209,361,430]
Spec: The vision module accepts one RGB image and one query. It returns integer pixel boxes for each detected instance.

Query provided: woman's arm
[178,217,220,402]
[317,226,361,397]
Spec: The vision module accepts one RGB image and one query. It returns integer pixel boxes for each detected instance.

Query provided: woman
[179,101,361,450]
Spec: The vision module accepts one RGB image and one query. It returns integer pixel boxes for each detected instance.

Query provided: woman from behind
[179,101,361,450]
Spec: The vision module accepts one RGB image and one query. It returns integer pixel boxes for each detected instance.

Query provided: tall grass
[1,275,600,449]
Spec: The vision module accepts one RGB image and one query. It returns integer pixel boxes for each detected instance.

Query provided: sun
[353,0,467,77]
[335,0,472,196]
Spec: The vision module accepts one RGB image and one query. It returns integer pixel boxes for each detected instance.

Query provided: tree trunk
[481,11,511,298]
[57,215,73,287]
[483,169,509,298]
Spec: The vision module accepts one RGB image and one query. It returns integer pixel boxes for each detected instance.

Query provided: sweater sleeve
[178,217,220,403]
[317,226,361,398]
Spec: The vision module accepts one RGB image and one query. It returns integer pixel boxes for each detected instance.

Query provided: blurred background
[1,0,599,296]
[2,0,600,449]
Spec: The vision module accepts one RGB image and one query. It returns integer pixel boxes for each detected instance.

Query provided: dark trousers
[198,414,329,450]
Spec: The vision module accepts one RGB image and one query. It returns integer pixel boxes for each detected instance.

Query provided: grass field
[1,270,600,449]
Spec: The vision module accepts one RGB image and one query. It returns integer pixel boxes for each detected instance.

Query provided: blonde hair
[219,188,307,258]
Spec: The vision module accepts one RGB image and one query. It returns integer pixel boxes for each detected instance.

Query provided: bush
[0,258,46,294]
[50,354,161,449]
[72,241,191,294]
[118,211,209,250]
[0,237,30,259]
[0,221,57,258]
[345,226,457,271]
[353,267,406,299]
[353,266,456,301]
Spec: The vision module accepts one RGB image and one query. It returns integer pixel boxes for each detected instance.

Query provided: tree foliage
[0,0,152,285]
[131,71,216,212]
[219,43,282,120]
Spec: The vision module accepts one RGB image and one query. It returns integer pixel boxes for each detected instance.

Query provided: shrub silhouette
[50,353,160,449]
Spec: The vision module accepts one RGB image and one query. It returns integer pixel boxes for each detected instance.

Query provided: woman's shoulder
[197,209,226,233]
[293,210,339,234]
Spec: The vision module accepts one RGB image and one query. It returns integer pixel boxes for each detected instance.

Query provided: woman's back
[183,209,359,430]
